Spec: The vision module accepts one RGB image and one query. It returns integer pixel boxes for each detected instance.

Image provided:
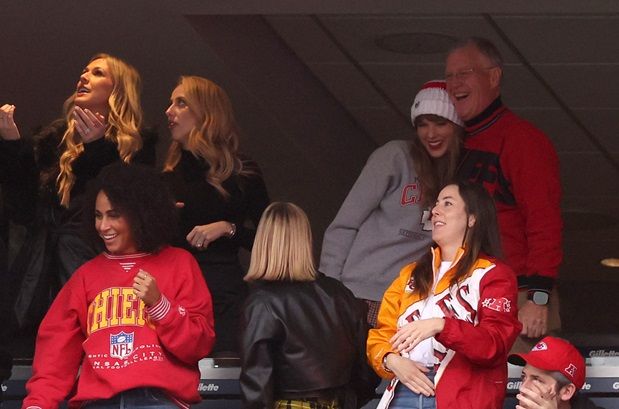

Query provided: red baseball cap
[508,336,586,389]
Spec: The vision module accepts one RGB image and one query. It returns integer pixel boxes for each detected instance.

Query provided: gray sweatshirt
[319,140,432,301]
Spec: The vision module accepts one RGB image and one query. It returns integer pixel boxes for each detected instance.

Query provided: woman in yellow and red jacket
[367,181,521,409]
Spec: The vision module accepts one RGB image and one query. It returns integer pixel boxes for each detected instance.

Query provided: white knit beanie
[410,80,463,127]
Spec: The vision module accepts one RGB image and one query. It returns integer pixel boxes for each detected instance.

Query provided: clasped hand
[390,318,445,353]
[186,221,233,249]
[133,269,161,307]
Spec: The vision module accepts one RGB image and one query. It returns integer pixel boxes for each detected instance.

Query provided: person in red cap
[509,336,604,409]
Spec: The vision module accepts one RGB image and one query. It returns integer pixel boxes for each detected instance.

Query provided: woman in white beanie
[319,80,464,327]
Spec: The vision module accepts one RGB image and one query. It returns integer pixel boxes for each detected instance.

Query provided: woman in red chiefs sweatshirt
[22,163,215,409]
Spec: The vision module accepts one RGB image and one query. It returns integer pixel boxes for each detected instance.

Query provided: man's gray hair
[449,37,504,71]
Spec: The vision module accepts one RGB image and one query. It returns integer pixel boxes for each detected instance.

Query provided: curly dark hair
[84,163,178,253]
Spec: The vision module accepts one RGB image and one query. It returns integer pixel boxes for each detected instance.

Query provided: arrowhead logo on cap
[533,341,548,351]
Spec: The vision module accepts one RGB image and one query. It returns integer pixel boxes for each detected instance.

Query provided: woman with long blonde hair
[56,53,143,207]
[0,53,148,332]
[162,75,269,357]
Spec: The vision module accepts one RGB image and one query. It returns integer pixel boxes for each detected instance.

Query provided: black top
[55,137,121,227]
[34,124,157,227]
[10,120,157,231]
[240,273,379,409]
[2,125,157,331]
[71,138,119,199]
[0,139,38,227]
[162,149,270,265]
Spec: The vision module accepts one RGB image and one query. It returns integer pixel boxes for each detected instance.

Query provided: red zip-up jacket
[368,247,521,408]
[458,98,562,292]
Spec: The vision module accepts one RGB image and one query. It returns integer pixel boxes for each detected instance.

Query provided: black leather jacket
[240,273,378,409]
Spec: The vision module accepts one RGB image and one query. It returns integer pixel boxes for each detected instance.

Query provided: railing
[4,354,619,408]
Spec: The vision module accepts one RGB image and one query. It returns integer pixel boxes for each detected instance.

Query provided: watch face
[532,291,550,305]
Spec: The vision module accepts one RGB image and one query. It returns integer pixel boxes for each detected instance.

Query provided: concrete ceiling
[1,1,618,332]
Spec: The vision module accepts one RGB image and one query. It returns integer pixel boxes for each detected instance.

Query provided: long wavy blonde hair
[163,76,247,198]
[57,53,143,207]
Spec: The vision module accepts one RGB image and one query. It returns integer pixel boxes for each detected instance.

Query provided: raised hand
[72,106,107,143]
[516,381,558,409]
[390,318,445,353]
[133,269,161,307]
[0,104,21,140]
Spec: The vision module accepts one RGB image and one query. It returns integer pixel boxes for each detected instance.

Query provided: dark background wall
[1,1,618,341]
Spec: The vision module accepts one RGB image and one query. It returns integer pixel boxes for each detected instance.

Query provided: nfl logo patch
[110,331,134,359]
[565,363,577,377]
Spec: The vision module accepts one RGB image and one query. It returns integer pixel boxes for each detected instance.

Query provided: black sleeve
[132,127,159,167]
[68,138,120,199]
[0,139,38,225]
[234,163,270,251]
[240,294,278,409]
[73,138,119,176]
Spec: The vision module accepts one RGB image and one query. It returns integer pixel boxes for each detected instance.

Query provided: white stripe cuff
[146,295,171,321]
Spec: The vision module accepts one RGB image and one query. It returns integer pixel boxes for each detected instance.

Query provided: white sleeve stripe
[171,395,190,409]
[146,295,171,321]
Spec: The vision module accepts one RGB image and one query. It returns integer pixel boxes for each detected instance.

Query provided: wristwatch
[528,290,550,306]
[382,353,393,373]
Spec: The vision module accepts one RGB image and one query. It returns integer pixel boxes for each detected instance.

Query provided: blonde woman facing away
[241,202,378,409]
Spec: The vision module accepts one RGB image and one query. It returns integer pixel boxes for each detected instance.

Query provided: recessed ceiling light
[601,258,619,268]
[375,32,456,55]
